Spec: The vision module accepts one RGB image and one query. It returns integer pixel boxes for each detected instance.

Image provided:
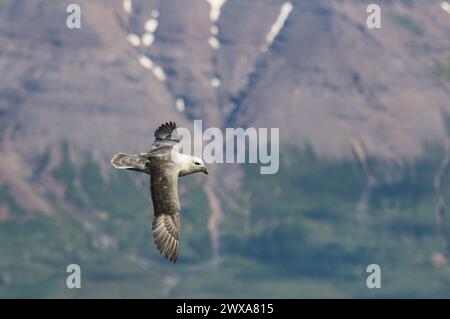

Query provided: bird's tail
[111,153,150,174]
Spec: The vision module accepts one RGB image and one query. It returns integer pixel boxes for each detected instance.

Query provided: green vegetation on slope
[228,146,450,297]
[393,14,424,36]
[434,58,450,82]
[2,143,450,297]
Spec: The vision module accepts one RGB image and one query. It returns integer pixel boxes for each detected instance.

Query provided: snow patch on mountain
[127,33,141,47]
[123,0,132,14]
[261,2,293,52]
[205,0,227,22]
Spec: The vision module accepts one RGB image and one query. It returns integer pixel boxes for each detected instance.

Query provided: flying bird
[111,122,208,262]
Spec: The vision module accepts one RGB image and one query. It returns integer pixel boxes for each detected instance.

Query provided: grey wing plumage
[111,153,150,173]
[154,121,180,142]
[150,122,181,153]
[150,169,181,263]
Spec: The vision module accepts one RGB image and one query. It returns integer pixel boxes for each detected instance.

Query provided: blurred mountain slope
[1,0,450,298]
[229,1,450,158]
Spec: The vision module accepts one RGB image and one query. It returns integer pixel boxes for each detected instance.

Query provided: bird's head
[191,156,208,175]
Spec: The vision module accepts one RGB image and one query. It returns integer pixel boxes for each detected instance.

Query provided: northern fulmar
[111,122,208,263]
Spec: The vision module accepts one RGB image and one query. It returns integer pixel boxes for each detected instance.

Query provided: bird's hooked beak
[202,167,209,175]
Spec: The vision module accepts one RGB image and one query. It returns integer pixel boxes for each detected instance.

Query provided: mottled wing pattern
[150,170,180,263]
[110,153,149,173]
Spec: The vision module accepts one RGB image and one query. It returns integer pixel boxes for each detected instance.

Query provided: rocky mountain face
[1,0,450,297]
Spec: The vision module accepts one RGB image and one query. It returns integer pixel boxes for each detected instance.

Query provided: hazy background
[1,0,450,298]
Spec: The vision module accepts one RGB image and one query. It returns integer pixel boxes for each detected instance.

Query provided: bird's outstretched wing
[150,169,180,263]
[150,122,181,153]
[154,121,179,141]
[111,153,150,173]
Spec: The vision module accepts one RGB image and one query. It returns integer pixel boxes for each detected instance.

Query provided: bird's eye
[194,162,200,165]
